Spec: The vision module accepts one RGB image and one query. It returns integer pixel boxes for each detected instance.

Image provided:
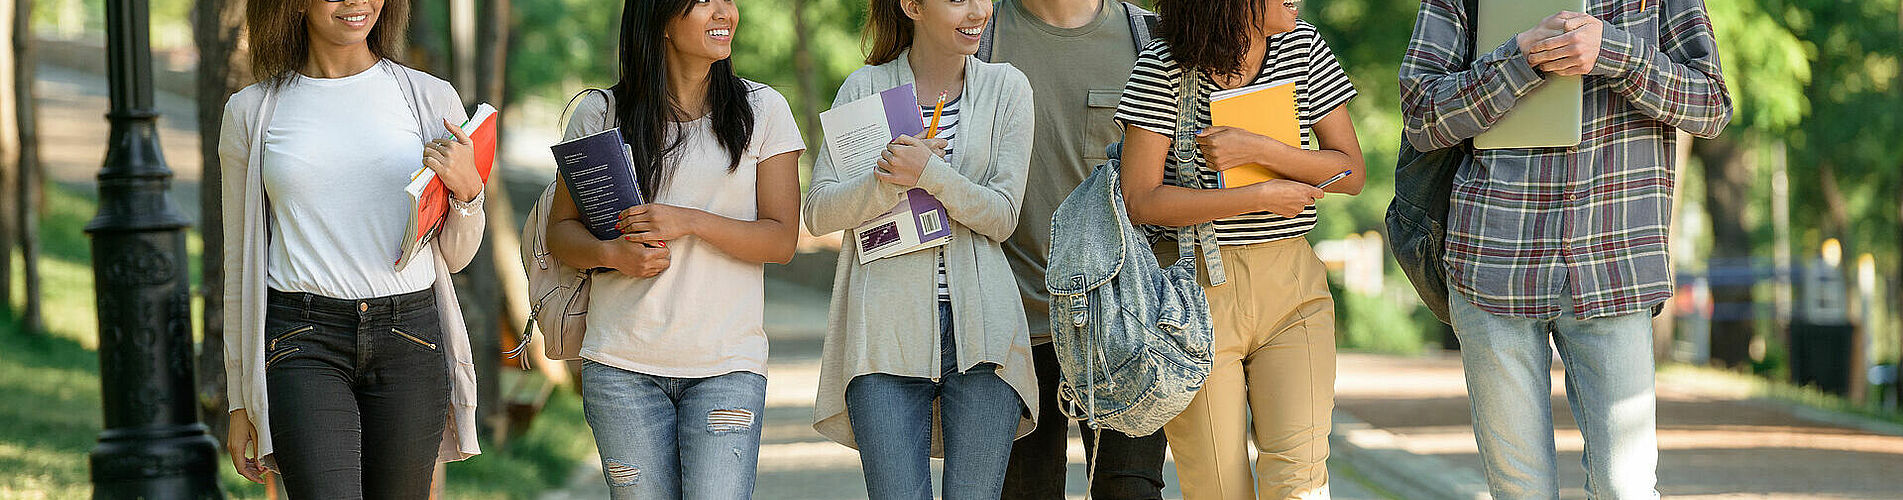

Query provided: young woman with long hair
[1115,0,1366,498]
[218,0,486,496]
[804,1,1038,498]
[542,0,805,497]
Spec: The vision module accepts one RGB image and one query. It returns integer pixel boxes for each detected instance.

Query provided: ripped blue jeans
[580,361,767,500]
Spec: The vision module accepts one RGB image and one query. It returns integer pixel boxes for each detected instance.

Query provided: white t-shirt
[262,68,436,299]
[577,83,805,378]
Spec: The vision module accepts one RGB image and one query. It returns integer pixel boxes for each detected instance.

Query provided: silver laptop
[1474,0,1586,150]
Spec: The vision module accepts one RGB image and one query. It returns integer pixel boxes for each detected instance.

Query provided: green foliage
[0,183,265,498]
[506,0,872,122]
[0,319,102,499]
[1331,281,1431,355]
[1706,0,1813,132]
[507,0,625,101]
[1777,0,1903,261]
[444,389,597,500]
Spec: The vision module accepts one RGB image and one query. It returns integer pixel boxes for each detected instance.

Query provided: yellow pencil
[924,91,948,139]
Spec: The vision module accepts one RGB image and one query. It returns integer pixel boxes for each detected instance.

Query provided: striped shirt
[1399,0,1731,319]
[1114,21,1357,245]
[924,96,962,302]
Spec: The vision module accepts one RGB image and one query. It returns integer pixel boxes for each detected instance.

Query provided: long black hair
[611,0,756,197]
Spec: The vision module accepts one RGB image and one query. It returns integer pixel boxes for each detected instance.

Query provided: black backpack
[977,1,1158,62]
[1386,0,1478,325]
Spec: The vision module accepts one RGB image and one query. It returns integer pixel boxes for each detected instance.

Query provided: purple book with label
[820,84,955,263]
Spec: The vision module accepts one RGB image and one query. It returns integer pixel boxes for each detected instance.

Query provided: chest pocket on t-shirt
[1084,88,1124,163]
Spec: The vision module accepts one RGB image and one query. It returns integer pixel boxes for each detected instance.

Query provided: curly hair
[246,0,410,88]
[1155,0,1269,78]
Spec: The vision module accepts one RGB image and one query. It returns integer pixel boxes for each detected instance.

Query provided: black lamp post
[85,0,223,497]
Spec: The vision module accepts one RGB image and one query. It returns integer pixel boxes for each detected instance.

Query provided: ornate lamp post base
[85,1,223,498]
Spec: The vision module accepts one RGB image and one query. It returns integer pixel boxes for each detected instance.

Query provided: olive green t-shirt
[991,0,1140,342]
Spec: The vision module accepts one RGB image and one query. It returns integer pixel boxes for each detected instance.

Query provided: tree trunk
[473,0,519,436]
[1815,161,1852,243]
[790,0,821,152]
[447,0,501,439]
[449,0,477,95]
[407,1,447,74]
[0,0,19,318]
[1695,133,1755,369]
[13,0,38,335]
[192,0,248,444]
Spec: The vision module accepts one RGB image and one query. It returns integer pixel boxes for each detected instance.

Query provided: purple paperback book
[877,85,951,243]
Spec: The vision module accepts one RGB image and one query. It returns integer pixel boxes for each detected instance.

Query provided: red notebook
[396,103,498,271]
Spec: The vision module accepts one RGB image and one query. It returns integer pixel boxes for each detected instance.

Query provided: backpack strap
[979,0,1155,62]
[1167,70,1227,286]
[1122,1,1158,53]
[383,60,433,144]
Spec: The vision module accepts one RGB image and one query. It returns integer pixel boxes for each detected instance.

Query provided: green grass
[0,316,103,498]
[445,388,597,499]
[1,183,596,498]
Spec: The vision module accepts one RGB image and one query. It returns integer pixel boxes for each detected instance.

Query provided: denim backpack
[1046,70,1216,437]
[1386,0,1478,325]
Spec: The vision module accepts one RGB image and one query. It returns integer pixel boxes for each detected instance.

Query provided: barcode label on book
[917,210,943,234]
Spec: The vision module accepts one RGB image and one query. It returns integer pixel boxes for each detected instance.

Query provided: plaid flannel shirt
[1399,0,1732,319]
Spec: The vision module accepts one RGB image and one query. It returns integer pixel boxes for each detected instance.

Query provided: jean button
[358,302,368,312]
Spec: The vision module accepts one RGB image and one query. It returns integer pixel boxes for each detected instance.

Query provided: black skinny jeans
[1001,342,1170,500]
[264,288,448,499]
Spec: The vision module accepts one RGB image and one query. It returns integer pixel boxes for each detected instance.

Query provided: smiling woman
[802,1,1040,499]
[540,0,808,498]
[246,0,409,89]
[219,0,489,497]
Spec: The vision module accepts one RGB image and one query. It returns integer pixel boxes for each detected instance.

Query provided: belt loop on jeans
[301,292,312,321]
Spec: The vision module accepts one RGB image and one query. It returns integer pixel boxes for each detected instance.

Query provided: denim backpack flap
[1046,159,1214,437]
[1046,163,1127,298]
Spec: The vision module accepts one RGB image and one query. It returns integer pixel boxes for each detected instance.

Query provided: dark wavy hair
[245,0,410,88]
[611,0,756,197]
[1155,0,1268,78]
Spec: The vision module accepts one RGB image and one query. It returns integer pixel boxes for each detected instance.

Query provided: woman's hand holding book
[423,119,482,203]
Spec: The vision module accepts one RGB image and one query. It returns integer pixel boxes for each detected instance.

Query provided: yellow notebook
[1210,81,1299,188]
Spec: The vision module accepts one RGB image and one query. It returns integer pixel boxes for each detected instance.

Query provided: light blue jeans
[1448,285,1659,500]
[845,301,1023,500]
[580,361,767,500]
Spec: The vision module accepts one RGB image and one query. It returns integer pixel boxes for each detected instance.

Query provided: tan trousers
[1158,237,1337,500]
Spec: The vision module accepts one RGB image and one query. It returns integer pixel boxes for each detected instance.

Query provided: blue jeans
[580,361,767,500]
[1448,285,1659,499]
[846,302,1023,500]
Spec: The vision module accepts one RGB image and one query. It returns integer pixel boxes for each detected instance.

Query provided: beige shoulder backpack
[509,89,614,363]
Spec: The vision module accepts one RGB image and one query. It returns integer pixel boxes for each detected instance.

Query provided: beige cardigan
[803,51,1039,455]
[218,60,484,467]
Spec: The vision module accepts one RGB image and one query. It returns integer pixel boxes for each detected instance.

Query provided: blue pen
[1315,170,1353,189]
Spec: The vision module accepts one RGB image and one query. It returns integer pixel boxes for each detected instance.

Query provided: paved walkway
[1334,352,1903,499]
[544,279,1389,500]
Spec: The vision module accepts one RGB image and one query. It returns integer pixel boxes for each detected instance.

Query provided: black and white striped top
[1113,22,1357,245]
[923,96,961,302]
